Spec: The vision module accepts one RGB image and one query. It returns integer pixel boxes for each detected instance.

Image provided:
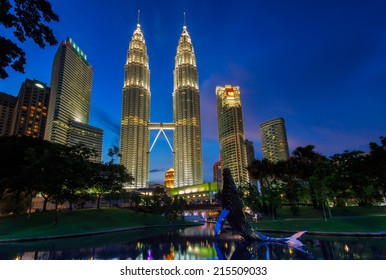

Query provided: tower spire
[137,10,140,27]
[173,13,203,187]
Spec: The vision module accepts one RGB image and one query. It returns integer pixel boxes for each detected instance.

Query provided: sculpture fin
[285,231,307,247]
[214,208,230,240]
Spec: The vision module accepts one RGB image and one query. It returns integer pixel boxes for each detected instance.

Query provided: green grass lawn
[254,216,386,233]
[265,206,386,220]
[0,208,194,240]
[1,206,385,241]
[253,206,386,233]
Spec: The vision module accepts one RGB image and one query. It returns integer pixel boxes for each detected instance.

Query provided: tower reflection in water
[2,223,386,260]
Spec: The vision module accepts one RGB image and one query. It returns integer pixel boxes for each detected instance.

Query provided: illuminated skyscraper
[11,79,50,138]
[45,37,103,161]
[216,85,249,186]
[173,22,203,187]
[120,21,150,188]
[259,117,289,162]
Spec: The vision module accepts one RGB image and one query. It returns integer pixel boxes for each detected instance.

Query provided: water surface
[1,223,385,260]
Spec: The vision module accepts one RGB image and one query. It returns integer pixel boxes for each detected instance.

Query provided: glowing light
[34,83,44,89]
[147,250,153,260]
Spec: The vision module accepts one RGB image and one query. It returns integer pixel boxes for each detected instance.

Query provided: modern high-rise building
[173,23,203,188]
[213,159,223,192]
[0,92,17,137]
[11,79,50,138]
[120,21,151,188]
[245,139,258,187]
[119,16,203,188]
[67,120,103,162]
[45,37,103,161]
[216,85,249,186]
[259,117,290,162]
[245,139,255,167]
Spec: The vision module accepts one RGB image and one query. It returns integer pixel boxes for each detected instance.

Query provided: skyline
[1,0,385,184]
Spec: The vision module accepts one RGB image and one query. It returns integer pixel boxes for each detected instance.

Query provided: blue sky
[1,0,386,184]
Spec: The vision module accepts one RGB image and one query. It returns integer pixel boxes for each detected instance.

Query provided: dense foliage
[0,136,133,218]
[244,136,386,218]
[1,0,59,79]
[0,136,187,221]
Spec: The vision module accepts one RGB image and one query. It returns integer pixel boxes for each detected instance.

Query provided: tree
[90,161,133,209]
[0,136,46,214]
[368,136,386,199]
[247,158,284,219]
[239,183,264,216]
[292,145,327,209]
[329,149,383,206]
[61,144,96,211]
[309,159,334,220]
[128,190,141,211]
[276,157,303,215]
[36,142,74,224]
[171,196,187,220]
[1,0,59,79]
[150,186,165,215]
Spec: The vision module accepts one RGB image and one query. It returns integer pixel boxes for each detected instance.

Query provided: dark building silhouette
[0,92,17,136]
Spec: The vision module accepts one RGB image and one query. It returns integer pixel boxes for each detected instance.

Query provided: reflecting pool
[1,223,385,260]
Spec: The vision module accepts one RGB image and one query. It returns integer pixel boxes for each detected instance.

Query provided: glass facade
[173,25,203,187]
[45,37,103,161]
[259,117,290,162]
[216,85,249,186]
[120,24,151,188]
[11,79,50,139]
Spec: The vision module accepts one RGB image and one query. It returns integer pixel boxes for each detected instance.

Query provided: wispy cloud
[200,64,256,142]
[149,168,168,173]
[92,107,120,137]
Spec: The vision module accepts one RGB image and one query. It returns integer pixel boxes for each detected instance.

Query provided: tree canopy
[246,136,386,218]
[0,0,59,79]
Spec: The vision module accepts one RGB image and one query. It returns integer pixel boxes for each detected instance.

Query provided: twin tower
[120,19,203,188]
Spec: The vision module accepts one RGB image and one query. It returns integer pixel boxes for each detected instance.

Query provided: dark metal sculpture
[215,168,307,249]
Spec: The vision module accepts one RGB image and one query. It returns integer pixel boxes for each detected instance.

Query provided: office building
[245,139,255,167]
[216,85,249,186]
[259,117,290,162]
[0,92,17,136]
[68,120,103,162]
[173,22,203,187]
[11,79,50,138]
[45,37,103,160]
[119,16,203,188]
[120,21,151,188]
[213,160,223,192]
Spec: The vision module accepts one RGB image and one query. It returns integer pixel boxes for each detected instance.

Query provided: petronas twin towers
[120,17,203,188]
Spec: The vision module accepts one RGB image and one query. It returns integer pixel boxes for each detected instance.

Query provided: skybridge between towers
[120,17,203,188]
[148,122,175,153]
